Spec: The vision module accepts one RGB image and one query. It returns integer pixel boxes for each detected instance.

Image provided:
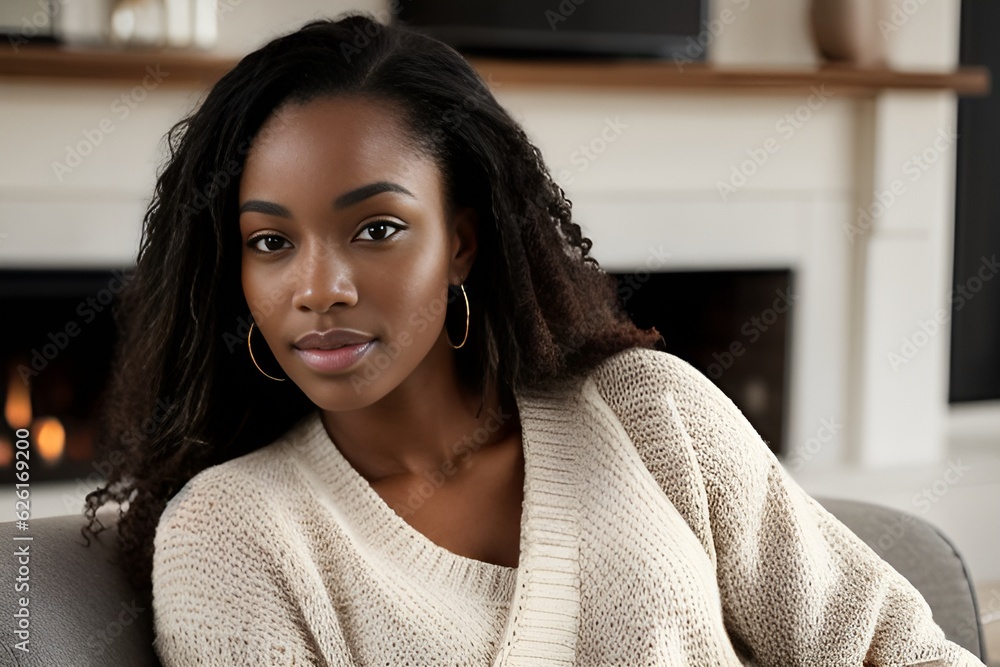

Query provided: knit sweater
[151,346,985,666]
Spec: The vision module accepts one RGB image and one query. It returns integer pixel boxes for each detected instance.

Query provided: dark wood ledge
[0,43,990,97]
[469,58,991,97]
[0,43,236,86]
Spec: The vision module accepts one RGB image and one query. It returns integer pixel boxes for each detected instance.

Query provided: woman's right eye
[246,235,289,254]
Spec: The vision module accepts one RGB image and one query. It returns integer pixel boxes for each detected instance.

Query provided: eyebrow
[238,181,416,217]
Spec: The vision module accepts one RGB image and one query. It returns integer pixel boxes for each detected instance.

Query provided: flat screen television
[392,0,708,60]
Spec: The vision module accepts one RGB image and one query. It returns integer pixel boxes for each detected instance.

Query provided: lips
[294,329,376,350]
[294,340,376,373]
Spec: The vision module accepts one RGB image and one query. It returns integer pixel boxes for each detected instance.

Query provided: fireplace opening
[1,268,126,484]
[0,266,794,486]
[609,269,794,457]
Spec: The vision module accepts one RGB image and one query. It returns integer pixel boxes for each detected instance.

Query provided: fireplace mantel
[0,43,990,97]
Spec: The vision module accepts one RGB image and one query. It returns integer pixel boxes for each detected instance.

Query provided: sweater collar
[285,378,587,665]
[287,378,587,666]
[491,380,585,667]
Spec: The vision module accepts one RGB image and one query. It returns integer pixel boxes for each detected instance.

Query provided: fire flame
[1,362,72,467]
[4,367,31,429]
[0,434,11,467]
[33,416,65,463]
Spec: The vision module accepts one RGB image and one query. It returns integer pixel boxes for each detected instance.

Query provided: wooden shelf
[468,57,992,97]
[0,43,236,87]
[0,43,991,96]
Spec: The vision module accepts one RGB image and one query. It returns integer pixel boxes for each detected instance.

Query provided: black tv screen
[393,0,707,60]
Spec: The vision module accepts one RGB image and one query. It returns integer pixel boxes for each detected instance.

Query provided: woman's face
[238,95,477,410]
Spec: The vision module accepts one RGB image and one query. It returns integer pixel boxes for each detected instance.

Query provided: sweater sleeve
[613,348,986,667]
[151,469,329,667]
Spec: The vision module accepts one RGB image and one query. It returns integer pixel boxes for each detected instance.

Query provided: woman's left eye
[356,221,403,242]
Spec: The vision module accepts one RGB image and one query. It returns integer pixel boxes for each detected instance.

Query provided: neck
[319,333,519,482]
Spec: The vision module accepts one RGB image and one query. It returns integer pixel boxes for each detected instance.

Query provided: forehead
[240,96,438,199]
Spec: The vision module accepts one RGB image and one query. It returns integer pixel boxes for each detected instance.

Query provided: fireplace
[0,268,126,484]
[0,266,792,487]
[609,269,794,457]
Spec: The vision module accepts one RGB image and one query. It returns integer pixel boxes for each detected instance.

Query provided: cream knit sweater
[152,346,985,666]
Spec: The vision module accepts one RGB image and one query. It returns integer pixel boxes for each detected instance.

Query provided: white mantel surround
[0,0,993,475]
[494,83,960,474]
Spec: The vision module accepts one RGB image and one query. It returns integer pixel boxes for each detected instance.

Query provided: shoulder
[598,345,695,374]
[585,345,721,409]
[153,419,312,552]
[153,464,263,569]
[150,419,330,664]
[157,447,275,521]
[579,346,738,560]
[151,441,305,619]
[155,463,253,532]
[584,345,773,470]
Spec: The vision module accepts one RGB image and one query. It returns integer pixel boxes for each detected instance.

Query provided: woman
[83,11,984,667]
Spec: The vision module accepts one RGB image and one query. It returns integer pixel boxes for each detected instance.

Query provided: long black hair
[82,10,662,608]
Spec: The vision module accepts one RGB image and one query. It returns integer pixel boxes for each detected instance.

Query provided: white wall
[211,0,382,55]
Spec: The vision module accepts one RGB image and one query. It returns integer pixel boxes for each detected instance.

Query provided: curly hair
[81,10,663,609]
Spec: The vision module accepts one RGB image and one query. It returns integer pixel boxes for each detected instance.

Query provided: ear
[449,206,478,284]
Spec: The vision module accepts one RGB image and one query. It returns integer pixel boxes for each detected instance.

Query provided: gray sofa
[0,497,987,666]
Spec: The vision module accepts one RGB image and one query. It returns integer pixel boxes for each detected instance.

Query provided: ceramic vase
[810,0,893,67]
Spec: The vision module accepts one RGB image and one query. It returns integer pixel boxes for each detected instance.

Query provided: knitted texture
[151,347,986,666]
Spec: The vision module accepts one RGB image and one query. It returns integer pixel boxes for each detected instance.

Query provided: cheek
[240,267,256,313]
[241,262,259,298]
[241,266,286,323]
[382,247,451,331]
[240,265,251,301]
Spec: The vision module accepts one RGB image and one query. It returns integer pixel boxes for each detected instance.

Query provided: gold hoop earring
[248,320,286,381]
[447,283,469,350]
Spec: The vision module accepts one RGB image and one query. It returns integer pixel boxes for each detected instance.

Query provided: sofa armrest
[0,511,161,667]
[815,496,987,662]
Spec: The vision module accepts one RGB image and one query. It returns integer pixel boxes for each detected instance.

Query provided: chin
[296,370,393,413]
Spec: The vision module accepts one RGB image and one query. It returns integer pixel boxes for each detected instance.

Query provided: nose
[290,240,358,313]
